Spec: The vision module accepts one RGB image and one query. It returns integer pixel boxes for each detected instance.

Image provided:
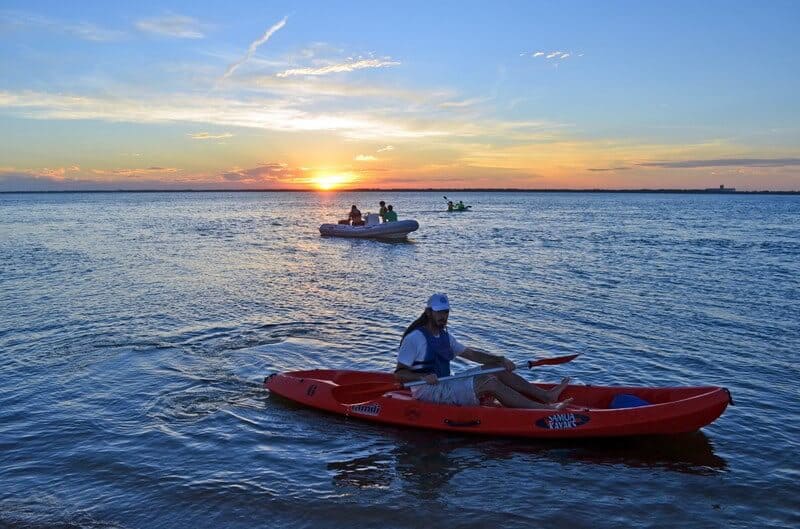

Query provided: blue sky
[1,1,798,190]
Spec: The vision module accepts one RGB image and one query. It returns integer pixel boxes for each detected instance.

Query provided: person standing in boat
[378,201,388,221]
[384,204,398,222]
[394,294,571,409]
[348,205,364,226]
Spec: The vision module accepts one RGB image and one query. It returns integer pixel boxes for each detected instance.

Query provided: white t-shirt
[397,328,467,369]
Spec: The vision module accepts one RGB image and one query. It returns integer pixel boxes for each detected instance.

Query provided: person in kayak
[348,205,364,226]
[457,200,466,210]
[384,204,398,222]
[447,200,455,212]
[378,201,388,221]
[394,293,572,409]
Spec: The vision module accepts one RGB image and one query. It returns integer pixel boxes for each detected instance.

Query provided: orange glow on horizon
[312,172,356,190]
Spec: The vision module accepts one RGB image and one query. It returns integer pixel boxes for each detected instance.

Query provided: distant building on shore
[704,184,736,193]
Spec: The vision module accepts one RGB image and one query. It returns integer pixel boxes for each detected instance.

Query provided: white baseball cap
[426,293,450,311]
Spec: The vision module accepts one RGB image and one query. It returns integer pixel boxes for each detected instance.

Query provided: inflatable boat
[265,369,732,439]
[319,214,419,240]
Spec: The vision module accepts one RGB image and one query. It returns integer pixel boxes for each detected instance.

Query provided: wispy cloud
[0,10,124,41]
[439,97,490,109]
[135,14,205,39]
[588,167,631,172]
[377,145,394,152]
[275,57,400,78]
[220,162,300,183]
[91,167,181,178]
[235,74,447,103]
[638,158,800,168]
[525,50,582,62]
[0,89,449,140]
[66,21,124,42]
[221,16,288,81]
[355,154,377,161]
[1,165,82,178]
[188,132,233,140]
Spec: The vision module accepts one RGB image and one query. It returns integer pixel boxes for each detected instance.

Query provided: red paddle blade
[527,353,580,368]
[331,381,401,405]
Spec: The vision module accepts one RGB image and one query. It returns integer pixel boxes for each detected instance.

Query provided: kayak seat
[609,393,651,409]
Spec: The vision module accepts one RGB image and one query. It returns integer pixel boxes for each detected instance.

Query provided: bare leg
[475,375,574,410]
[495,371,571,403]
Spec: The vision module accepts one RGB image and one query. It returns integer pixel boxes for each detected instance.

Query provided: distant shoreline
[2,188,799,195]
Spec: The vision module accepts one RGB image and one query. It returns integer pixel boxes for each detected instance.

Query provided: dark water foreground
[1,192,798,528]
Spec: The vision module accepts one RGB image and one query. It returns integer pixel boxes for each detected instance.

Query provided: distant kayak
[265,369,732,439]
[447,206,471,212]
[319,219,419,240]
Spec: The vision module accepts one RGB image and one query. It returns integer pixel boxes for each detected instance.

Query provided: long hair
[401,310,429,342]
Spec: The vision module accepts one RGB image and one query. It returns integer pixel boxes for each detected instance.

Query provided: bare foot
[546,377,571,403]
[549,397,574,410]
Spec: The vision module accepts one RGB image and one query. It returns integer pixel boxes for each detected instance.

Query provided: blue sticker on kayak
[535,413,590,430]
[349,403,381,416]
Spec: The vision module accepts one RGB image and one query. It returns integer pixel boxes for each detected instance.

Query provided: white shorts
[410,366,482,407]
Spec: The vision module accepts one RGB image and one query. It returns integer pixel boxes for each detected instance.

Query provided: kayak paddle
[331,353,579,405]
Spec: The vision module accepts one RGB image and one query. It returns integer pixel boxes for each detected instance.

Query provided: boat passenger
[447,201,455,212]
[457,200,466,210]
[348,205,364,226]
[384,204,398,222]
[394,294,572,409]
[378,201,388,221]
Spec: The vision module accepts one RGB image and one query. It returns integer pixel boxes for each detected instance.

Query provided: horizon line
[2,187,799,195]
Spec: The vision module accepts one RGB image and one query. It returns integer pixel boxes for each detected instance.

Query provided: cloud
[91,167,181,178]
[355,154,377,161]
[63,22,124,41]
[275,57,400,78]
[135,14,205,39]
[439,97,490,109]
[0,166,89,190]
[0,89,450,140]
[221,16,288,81]
[235,74,444,103]
[188,132,233,140]
[0,10,124,41]
[377,145,394,152]
[220,162,300,183]
[638,158,800,168]
[587,167,631,172]
[527,50,580,62]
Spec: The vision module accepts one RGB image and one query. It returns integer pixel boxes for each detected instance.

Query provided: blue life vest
[411,328,455,377]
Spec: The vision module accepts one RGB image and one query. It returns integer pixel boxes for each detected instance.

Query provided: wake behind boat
[320,213,419,240]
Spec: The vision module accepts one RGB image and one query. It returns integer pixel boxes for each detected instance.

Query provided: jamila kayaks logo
[535,413,590,430]
[349,403,381,416]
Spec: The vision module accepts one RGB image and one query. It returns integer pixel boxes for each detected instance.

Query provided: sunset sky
[1,1,798,191]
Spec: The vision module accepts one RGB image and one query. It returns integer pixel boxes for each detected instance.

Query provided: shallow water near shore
[1,191,798,528]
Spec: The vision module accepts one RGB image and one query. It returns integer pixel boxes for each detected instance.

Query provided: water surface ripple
[1,191,798,528]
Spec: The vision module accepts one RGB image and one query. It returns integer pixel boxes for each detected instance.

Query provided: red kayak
[264,370,732,439]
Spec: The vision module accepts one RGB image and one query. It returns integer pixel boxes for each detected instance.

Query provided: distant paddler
[444,195,470,212]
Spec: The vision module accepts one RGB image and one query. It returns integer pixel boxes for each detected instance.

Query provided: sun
[312,173,353,191]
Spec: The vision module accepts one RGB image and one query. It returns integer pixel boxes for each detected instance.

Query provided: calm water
[1,191,798,528]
